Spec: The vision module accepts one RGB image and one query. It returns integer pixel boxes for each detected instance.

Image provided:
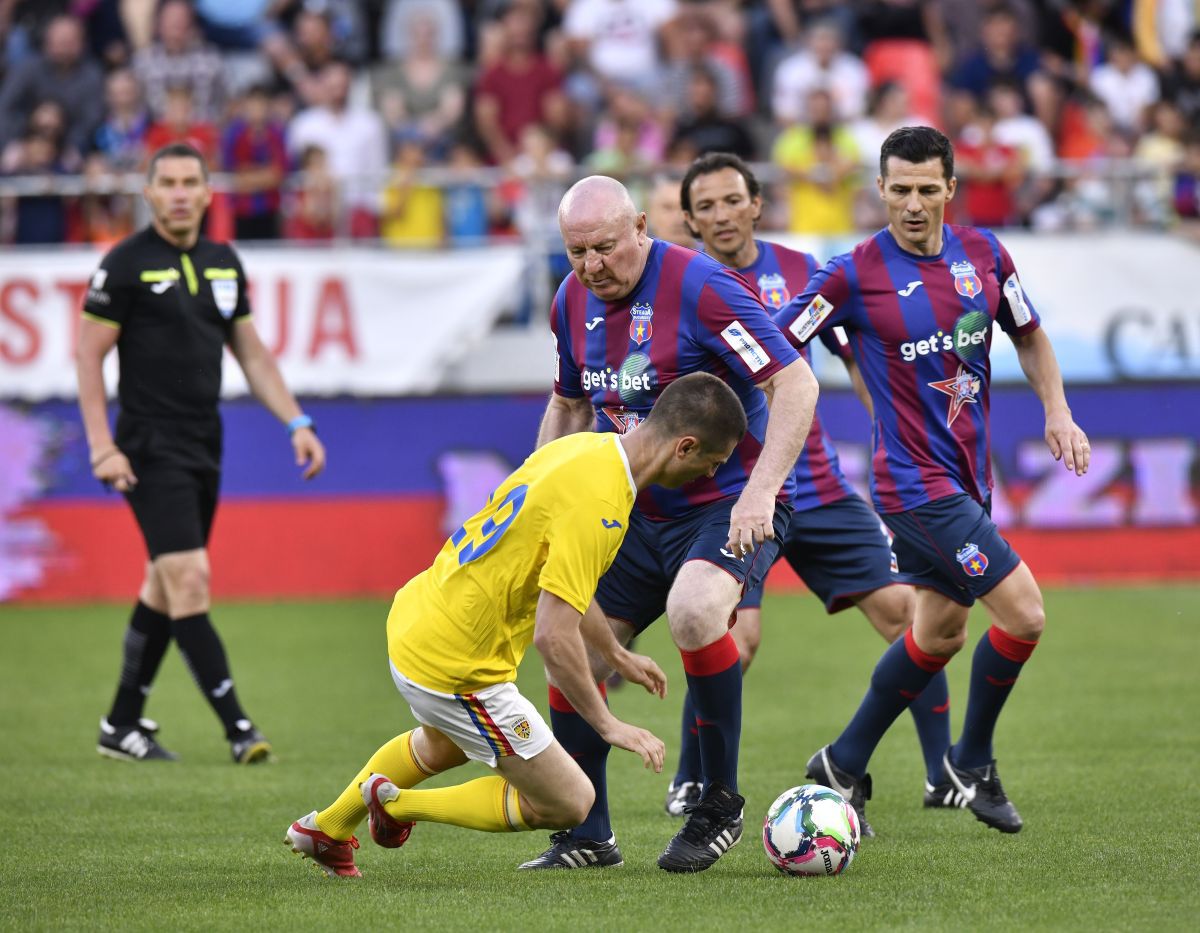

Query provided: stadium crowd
[1,0,1198,246]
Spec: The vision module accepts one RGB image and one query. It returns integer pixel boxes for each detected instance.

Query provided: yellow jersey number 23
[449,484,528,565]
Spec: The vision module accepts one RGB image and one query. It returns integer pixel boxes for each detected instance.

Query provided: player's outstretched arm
[1011,328,1089,476]
[728,356,819,556]
[579,600,667,699]
[534,590,665,772]
[535,393,594,449]
[228,318,326,479]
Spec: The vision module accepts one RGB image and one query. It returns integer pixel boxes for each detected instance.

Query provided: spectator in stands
[987,78,1056,219]
[662,8,744,121]
[92,68,151,172]
[562,0,677,99]
[1173,133,1200,232]
[951,5,1041,102]
[144,86,219,165]
[473,3,566,165]
[381,136,445,247]
[849,81,919,168]
[772,18,869,125]
[443,139,495,245]
[273,0,366,63]
[1162,31,1200,127]
[132,0,226,123]
[380,0,465,63]
[1088,34,1160,135]
[4,126,70,245]
[0,14,104,153]
[194,0,279,51]
[270,6,341,108]
[591,85,667,175]
[671,65,757,161]
[3,99,81,174]
[956,104,1024,227]
[288,61,388,238]
[284,144,337,240]
[77,151,138,246]
[371,7,466,161]
[938,0,1037,66]
[222,84,288,241]
[510,122,574,244]
[771,88,859,234]
[1133,100,1187,226]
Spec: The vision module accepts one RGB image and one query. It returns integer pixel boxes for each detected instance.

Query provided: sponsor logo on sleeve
[721,320,770,373]
[1003,273,1033,326]
[786,294,834,343]
[212,279,238,318]
[86,268,110,304]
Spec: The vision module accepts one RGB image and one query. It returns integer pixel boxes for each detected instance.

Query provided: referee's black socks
[107,600,172,727]
[171,612,251,739]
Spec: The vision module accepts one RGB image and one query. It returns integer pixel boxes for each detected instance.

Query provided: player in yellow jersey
[286,372,749,877]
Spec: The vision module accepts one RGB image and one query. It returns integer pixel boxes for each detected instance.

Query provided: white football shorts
[389,662,554,768]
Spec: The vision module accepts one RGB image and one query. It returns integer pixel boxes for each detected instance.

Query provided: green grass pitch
[2,586,1197,931]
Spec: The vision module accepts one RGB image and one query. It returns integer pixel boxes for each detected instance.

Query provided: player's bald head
[559,175,651,302]
[559,175,638,230]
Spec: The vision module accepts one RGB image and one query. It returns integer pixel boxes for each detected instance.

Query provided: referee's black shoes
[230,726,273,764]
[656,781,744,872]
[97,717,179,761]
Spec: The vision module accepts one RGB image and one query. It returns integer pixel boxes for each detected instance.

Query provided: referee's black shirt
[83,226,253,471]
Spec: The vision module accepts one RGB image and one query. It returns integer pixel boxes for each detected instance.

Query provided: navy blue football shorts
[595,497,792,633]
[881,493,1021,607]
[738,494,907,613]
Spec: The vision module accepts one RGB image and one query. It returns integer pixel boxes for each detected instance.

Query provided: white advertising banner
[0,244,526,399]
[775,232,1200,383]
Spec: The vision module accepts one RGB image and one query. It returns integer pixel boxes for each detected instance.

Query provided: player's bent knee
[1002,601,1045,642]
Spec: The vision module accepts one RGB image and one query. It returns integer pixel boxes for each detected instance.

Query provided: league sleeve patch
[1003,273,1033,327]
[721,320,771,373]
[86,267,110,305]
[787,294,834,344]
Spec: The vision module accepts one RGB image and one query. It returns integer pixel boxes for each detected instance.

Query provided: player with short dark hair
[77,143,325,763]
[285,373,747,878]
[667,152,956,830]
[524,175,819,873]
[775,125,1090,834]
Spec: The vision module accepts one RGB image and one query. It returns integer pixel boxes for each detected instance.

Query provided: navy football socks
[952,626,1037,770]
[830,629,949,778]
[909,669,952,785]
[680,633,742,792]
[548,685,613,842]
[673,691,703,787]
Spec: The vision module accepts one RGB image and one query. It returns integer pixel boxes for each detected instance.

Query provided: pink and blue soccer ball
[762,784,861,876]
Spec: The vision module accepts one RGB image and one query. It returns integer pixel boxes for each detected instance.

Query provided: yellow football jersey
[388,432,635,694]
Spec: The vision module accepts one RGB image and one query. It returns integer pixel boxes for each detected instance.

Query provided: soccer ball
[762,784,861,876]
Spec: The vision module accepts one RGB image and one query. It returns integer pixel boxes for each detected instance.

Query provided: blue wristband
[287,414,314,434]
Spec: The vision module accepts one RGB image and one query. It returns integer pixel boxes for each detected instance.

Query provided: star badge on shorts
[955,542,989,577]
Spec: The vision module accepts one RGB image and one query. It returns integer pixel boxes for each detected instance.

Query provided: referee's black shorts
[124,466,220,558]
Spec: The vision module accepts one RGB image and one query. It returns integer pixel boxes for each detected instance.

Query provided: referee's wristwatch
[287,414,315,435]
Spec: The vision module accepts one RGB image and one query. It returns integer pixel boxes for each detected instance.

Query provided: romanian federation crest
[951,260,982,299]
[956,543,989,577]
[629,302,653,346]
[211,279,238,318]
[511,718,532,740]
[757,273,790,309]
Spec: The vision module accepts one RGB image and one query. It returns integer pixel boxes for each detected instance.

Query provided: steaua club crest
[757,273,790,309]
[602,407,642,434]
[951,260,983,299]
[512,718,532,740]
[956,543,989,577]
[629,302,653,346]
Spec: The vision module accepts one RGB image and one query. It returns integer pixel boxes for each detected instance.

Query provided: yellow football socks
[382,776,530,832]
[316,731,434,841]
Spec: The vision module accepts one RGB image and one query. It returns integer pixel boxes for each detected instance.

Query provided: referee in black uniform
[76,143,326,763]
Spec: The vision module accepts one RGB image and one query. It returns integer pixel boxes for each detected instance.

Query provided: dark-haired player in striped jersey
[663,153,957,834]
[776,126,1090,834]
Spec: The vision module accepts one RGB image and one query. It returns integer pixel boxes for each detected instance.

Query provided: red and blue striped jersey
[553,238,800,520]
[739,240,856,513]
[775,225,1041,514]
